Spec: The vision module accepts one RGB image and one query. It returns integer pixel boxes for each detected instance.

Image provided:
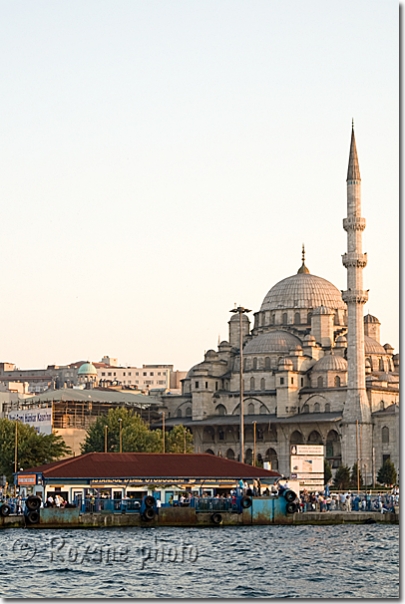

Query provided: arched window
[326,430,341,462]
[265,357,271,371]
[260,377,265,390]
[248,402,255,415]
[271,313,276,325]
[268,426,277,441]
[282,312,288,325]
[245,448,253,464]
[290,430,304,444]
[226,448,235,460]
[317,376,324,388]
[203,427,215,442]
[382,426,389,444]
[185,407,192,417]
[205,449,215,455]
[380,400,385,411]
[265,448,278,470]
[325,403,331,413]
[250,377,255,391]
[314,402,320,413]
[307,312,312,324]
[295,312,301,325]
[379,358,384,371]
[176,408,182,418]
[302,403,309,414]
[334,311,339,325]
[334,375,341,387]
[260,404,267,415]
[218,429,225,441]
[253,358,257,370]
[216,404,227,416]
[308,430,323,444]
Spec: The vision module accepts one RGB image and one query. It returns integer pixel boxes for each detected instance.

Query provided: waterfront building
[15,452,280,504]
[159,125,399,483]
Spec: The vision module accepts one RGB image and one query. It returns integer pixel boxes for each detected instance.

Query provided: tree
[81,408,161,454]
[350,463,363,488]
[165,425,194,453]
[0,418,71,484]
[377,459,397,486]
[333,464,351,490]
[324,459,332,485]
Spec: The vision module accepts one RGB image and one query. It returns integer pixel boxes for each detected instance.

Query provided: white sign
[8,408,52,435]
[290,455,323,474]
[290,445,324,456]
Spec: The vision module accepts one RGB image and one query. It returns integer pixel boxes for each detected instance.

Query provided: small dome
[205,350,217,359]
[303,334,316,344]
[229,313,250,322]
[312,354,348,372]
[218,340,231,347]
[278,358,293,369]
[312,305,334,315]
[336,335,347,343]
[383,343,394,351]
[243,330,302,355]
[364,336,386,355]
[78,362,98,376]
[364,314,380,324]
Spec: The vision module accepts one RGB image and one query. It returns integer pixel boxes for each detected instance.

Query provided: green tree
[0,418,71,484]
[165,425,194,453]
[324,459,332,484]
[350,463,363,488]
[333,464,351,490]
[377,459,397,486]
[81,408,162,454]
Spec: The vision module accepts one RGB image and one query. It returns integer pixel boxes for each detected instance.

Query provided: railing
[76,497,142,514]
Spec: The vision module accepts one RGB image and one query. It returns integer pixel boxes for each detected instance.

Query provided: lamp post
[253,421,257,467]
[118,419,123,453]
[230,306,251,463]
[104,425,108,453]
[14,421,18,496]
[161,411,166,453]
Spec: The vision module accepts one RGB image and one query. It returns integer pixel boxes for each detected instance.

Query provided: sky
[0,0,399,371]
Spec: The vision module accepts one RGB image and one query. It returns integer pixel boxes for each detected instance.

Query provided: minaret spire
[341,121,372,478]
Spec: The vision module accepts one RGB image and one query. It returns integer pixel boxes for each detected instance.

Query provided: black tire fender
[241,496,252,509]
[211,512,222,525]
[284,490,297,503]
[286,502,297,514]
[142,507,155,521]
[27,510,40,524]
[0,504,11,517]
[26,496,41,511]
[144,496,156,508]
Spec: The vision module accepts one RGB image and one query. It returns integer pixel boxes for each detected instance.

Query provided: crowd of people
[296,485,399,513]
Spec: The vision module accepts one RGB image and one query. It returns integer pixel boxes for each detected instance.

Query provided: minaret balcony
[342,253,367,268]
[343,217,366,232]
[342,289,369,305]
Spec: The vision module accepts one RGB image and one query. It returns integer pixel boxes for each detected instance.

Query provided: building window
[261,378,265,390]
[101,372,105,376]
[108,372,112,376]
[253,358,257,370]
[380,400,385,411]
[314,402,320,413]
[280,378,284,385]
[177,408,182,418]
[143,372,147,376]
[216,404,227,415]
[382,454,391,465]
[291,378,294,385]
[248,402,254,415]
[205,382,208,389]
[295,312,300,325]
[302,404,309,414]
[382,426,389,444]
[150,372,154,376]
[215,381,218,391]
[301,378,304,387]
[265,357,271,371]
[250,377,255,391]
[325,403,330,413]
[317,376,323,388]
[282,313,288,325]
[218,429,225,441]
[195,381,199,389]
[334,376,341,387]
[185,407,192,417]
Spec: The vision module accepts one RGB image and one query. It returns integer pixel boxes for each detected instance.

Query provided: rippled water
[0,525,399,598]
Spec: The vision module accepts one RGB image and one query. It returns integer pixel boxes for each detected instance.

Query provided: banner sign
[18,474,37,485]
[290,444,324,490]
[8,408,52,435]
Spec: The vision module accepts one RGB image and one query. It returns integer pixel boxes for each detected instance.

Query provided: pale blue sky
[0,0,399,370]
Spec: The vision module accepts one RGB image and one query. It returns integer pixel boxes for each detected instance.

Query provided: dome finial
[297,244,310,274]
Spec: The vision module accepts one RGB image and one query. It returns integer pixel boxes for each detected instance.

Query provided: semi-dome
[364,335,386,355]
[78,362,98,375]
[260,273,346,312]
[312,354,348,372]
[243,330,302,355]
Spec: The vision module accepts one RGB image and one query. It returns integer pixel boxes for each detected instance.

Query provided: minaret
[341,122,372,477]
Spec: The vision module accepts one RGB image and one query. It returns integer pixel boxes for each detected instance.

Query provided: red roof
[21,453,280,480]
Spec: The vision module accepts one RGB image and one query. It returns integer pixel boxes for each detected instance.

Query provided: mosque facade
[160,126,399,482]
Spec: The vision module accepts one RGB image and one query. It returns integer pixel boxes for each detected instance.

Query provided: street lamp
[104,425,108,453]
[230,306,251,463]
[14,420,18,496]
[118,418,123,453]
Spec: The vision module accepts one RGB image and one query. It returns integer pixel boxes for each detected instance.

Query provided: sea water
[0,524,399,598]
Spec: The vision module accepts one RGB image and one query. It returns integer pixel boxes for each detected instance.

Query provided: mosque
[161,125,399,482]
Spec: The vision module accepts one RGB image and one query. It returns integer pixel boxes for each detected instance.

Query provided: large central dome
[260,272,346,312]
